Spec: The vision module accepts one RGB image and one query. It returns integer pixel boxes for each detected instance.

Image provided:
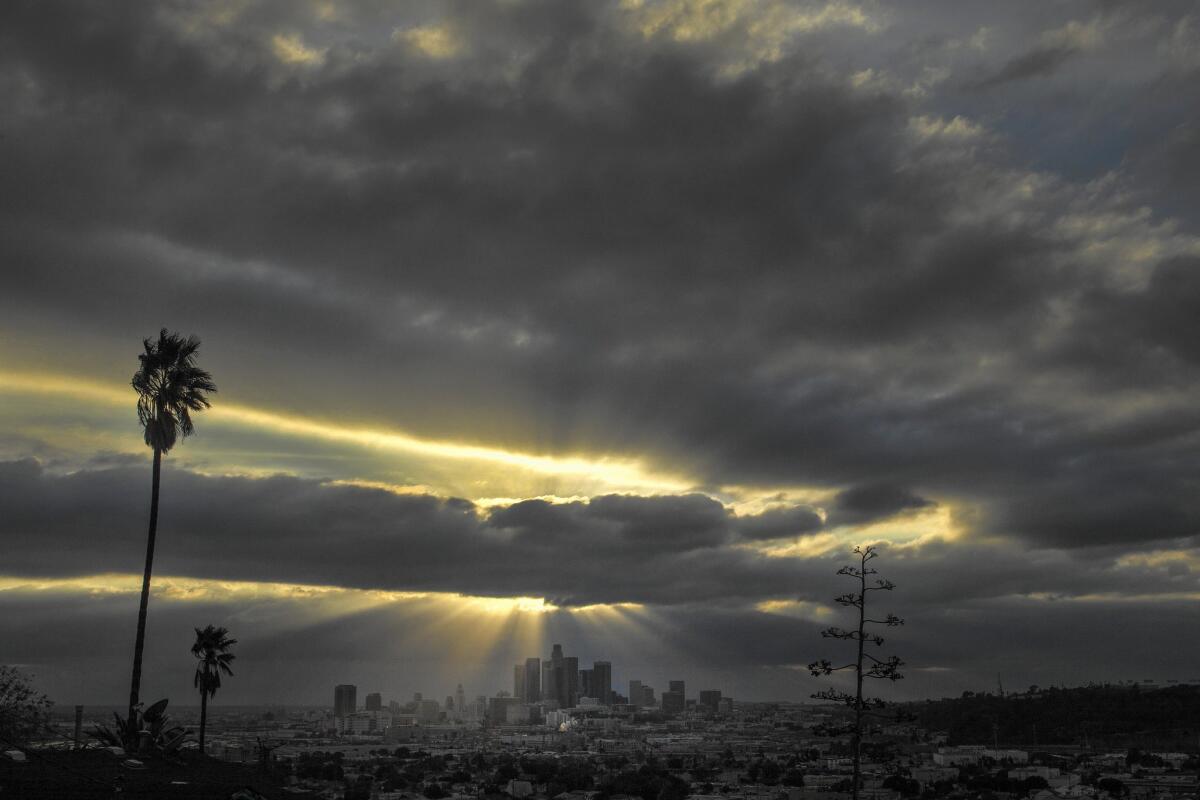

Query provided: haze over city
[3,0,1200,712]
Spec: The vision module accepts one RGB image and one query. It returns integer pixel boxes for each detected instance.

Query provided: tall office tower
[514,664,526,700]
[334,684,357,718]
[629,680,643,706]
[524,657,541,702]
[445,695,455,711]
[642,685,655,706]
[456,683,466,715]
[593,661,612,705]
[542,660,558,707]
[365,692,382,712]
[540,644,569,706]
[413,692,422,702]
[580,669,593,700]
[563,656,579,706]
[699,690,721,712]
[389,700,401,714]
[669,680,685,698]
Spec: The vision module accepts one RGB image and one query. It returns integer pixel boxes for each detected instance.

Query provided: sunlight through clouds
[0,371,695,499]
[393,23,464,59]
[271,32,327,65]
[620,0,881,74]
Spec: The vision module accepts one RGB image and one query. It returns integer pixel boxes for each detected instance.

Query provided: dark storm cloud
[733,505,824,541]
[0,458,799,606]
[830,483,935,525]
[0,1,1199,597]
[3,459,1198,611]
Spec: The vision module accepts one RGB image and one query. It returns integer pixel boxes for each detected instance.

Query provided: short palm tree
[191,625,236,752]
[126,330,217,741]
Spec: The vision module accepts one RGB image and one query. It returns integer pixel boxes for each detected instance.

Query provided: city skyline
[3,0,1200,711]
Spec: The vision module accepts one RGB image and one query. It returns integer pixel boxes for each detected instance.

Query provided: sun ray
[0,370,692,495]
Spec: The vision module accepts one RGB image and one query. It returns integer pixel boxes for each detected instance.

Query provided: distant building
[669,680,685,697]
[334,684,357,718]
[445,695,455,711]
[542,660,558,708]
[699,690,721,712]
[415,699,442,723]
[593,661,612,705]
[933,748,981,767]
[524,657,541,702]
[629,680,643,706]
[514,663,526,700]
[580,669,593,700]
[717,697,733,715]
[540,645,581,706]
[642,685,655,706]
[563,656,579,706]
[487,696,522,723]
[337,710,390,735]
[365,692,382,712]
[455,684,466,716]
[661,690,684,714]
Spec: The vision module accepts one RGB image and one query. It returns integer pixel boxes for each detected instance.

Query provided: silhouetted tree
[127,329,216,740]
[192,625,236,752]
[0,665,53,747]
[809,545,904,800]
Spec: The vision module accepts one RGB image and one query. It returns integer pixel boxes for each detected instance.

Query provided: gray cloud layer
[1,0,1200,698]
[3,459,1196,609]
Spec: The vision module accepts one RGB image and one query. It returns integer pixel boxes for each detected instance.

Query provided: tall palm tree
[126,329,217,741]
[191,625,236,752]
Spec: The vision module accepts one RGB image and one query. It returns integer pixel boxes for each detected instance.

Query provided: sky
[2,0,1200,708]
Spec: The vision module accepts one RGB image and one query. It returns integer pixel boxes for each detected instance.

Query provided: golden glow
[393,23,463,59]
[755,598,835,621]
[0,371,694,495]
[456,595,558,615]
[1115,549,1200,570]
[839,504,961,549]
[620,0,879,74]
[324,478,442,496]
[271,33,327,65]
[0,573,639,617]
[1022,590,1200,604]
[0,573,660,668]
[756,532,842,558]
[0,573,423,606]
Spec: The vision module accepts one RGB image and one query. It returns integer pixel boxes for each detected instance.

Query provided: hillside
[912,684,1200,750]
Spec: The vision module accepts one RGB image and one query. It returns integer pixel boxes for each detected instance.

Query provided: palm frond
[131,329,217,454]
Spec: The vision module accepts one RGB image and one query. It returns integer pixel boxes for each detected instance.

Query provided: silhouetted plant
[0,665,53,747]
[809,545,904,800]
[126,329,216,740]
[94,698,188,756]
[192,624,237,752]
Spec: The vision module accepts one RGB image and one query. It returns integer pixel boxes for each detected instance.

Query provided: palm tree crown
[192,625,237,698]
[132,329,217,453]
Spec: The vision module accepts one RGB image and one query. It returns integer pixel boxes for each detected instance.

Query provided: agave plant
[93,698,189,756]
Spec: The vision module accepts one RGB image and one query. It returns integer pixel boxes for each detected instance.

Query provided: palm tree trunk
[199,683,208,754]
[852,555,866,800]
[127,446,162,741]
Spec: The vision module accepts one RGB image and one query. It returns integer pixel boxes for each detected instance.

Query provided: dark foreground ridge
[914,684,1200,749]
[0,749,292,799]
